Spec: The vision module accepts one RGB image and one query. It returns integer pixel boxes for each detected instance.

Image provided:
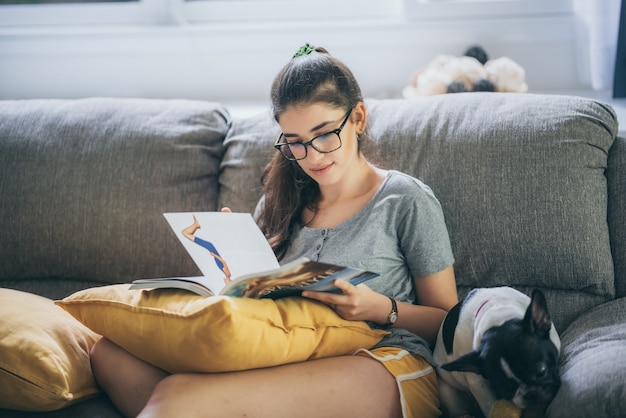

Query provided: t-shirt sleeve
[398,178,455,278]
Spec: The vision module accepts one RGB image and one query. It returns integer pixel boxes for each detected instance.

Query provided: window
[405,0,573,20]
[176,0,401,23]
[0,0,583,101]
[0,0,168,26]
[0,0,133,4]
[0,0,402,26]
[0,0,575,27]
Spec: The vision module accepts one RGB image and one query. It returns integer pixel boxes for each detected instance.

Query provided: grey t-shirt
[259,170,455,364]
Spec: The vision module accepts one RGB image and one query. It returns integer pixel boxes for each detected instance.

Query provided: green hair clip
[293,44,315,58]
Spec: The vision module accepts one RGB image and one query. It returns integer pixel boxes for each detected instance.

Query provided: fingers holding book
[302,280,379,322]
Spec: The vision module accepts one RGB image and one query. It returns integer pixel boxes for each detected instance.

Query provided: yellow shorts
[354,347,441,418]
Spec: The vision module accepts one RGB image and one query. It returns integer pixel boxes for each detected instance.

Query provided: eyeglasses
[274,109,352,161]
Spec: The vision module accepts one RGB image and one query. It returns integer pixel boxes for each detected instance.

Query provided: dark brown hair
[257,45,377,259]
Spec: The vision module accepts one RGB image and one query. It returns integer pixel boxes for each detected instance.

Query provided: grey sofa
[0,93,624,418]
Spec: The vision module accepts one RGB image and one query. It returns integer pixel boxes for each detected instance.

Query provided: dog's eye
[535,363,548,379]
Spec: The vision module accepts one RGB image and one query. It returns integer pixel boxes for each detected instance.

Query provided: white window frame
[0,0,575,27]
[174,0,402,24]
[0,0,584,101]
[0,0,178,27]
[405,0,573,20]
[0,0,403,27]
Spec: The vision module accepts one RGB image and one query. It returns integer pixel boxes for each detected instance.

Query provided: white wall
[0,2,594,102]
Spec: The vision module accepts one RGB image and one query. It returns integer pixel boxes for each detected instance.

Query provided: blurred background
[0,0,622,112]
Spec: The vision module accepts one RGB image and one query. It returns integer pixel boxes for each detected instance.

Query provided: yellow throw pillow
[56,284,388,374]
[0,289,101,411]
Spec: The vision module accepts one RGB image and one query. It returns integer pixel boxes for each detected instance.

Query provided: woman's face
[277,102,362,188]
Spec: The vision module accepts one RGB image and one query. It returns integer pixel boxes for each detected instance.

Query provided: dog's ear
[441,350,484,375]
[523,289,552,338]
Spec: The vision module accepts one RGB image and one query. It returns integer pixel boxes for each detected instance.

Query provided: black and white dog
[433,287,561,418]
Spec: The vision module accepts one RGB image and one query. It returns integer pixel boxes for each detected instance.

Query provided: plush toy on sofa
[402,45,528,98]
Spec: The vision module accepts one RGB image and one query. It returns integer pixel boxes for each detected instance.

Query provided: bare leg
[181,214,201,242]
[90,338,169,418]
[139,355,403,418]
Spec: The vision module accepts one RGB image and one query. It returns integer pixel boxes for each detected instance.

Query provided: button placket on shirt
[312,228,329,261]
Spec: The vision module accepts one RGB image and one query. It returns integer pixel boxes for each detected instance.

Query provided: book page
[163,212,279,295]
[221,258,379,299]
[130,276,215,297]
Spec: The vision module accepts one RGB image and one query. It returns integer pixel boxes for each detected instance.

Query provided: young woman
[90,44,458,418]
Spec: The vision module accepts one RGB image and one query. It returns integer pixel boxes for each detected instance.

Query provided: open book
[129,212,380,299]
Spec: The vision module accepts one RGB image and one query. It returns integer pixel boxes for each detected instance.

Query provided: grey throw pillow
[218,110,279,214]
[0,98,230,284]
[366,93,617,330]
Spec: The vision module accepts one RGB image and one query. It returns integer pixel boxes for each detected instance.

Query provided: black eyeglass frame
[273,109,353,161]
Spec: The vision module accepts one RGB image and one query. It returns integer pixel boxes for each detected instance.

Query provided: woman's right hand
[302,280,390,324]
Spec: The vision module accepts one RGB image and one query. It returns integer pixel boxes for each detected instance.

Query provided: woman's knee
[90,338,116,386]
[152,373,190,396]
[140,374,195,417]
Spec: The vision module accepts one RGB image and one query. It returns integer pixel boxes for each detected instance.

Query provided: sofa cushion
[217,93,618,331]
[366,93,617,331]
[0,98,230,285]
[547,297,626,418]
[0,289,101,412]
[57,284,388,374]
[219,110,279,213]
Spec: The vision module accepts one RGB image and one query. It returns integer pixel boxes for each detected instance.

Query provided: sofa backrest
[220,93,620,331]
[607,135,626,299]
[1,94,621,331]
[0,98,230,294]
